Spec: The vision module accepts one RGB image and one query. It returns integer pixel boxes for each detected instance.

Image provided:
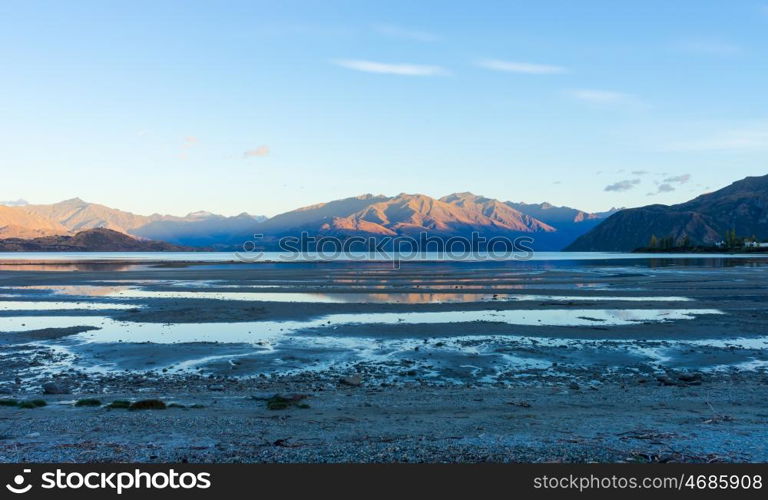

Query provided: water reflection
[0,301,137,311]
[0,308,722,342]
[0,263,139,272]
[1,285,692,304]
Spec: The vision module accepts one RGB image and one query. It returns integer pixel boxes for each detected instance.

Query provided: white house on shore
[714,240,768,248]
[745,241,768,248]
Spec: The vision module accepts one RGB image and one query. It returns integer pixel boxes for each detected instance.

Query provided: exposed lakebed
[0,258,766,384]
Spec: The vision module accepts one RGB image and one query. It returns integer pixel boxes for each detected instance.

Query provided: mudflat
[0,258,767,462]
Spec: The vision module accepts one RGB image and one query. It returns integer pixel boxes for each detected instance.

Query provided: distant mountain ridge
[246,192,613,250]
[1,198,266,247]
[8,176,767,253]
[1,194,614,250]
[260,192,555,236]
[0,205,68,239]
[22,197,152,233]
[0,228,196,252]
[505,201,618,226]
[566,174,768,251]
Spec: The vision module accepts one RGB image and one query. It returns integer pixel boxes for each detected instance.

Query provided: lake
[1,250,767,263]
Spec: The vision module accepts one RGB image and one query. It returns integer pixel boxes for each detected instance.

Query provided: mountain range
[5,174,765,253]
[0,198,267,247]
[250,192,617,250]
[0,194,616,251]
[566,174,768,251]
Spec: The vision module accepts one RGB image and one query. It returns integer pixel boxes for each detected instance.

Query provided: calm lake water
[0,251,766,263]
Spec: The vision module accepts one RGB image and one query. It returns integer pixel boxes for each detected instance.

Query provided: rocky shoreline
[2,373,765,463]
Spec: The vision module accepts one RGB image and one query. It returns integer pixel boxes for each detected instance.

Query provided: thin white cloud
[476,59,567,74]
[666,125,768,152]
[663,174,691,184]
[647,182,676,196]
[333,59,448,76]
[604,179,641,192]
[568,89,637,105]
[631,170,649,175]
[676,39,742,56]
[374,24,439,42]
[243,145,270,158]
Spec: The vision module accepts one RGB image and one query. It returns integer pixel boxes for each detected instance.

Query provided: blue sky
[1,0,766,216]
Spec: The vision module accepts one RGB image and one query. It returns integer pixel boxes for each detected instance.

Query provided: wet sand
[1,259,767,462]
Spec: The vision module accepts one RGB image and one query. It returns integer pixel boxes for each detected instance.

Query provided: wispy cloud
[568,89,638,105]
[666,124,768,152]
[475,59,567,74]
[647,183,675,196]
[646,175,690,195]
[663,174,691,184]
[631,170,649,175]
[374,24,439,42]
[604,179,641,192]
[676,39,742,56]
[243,145,270,158]
[333,59,448,76]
